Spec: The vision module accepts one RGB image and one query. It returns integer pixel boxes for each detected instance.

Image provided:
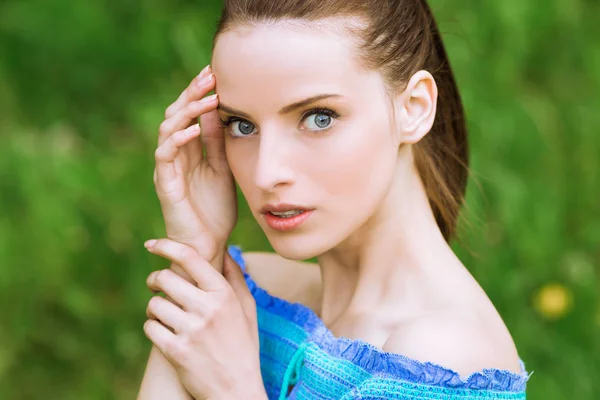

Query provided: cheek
[315,123,396,204]
[225,140,255,196]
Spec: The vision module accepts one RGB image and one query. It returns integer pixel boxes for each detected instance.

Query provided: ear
[395,70,438,144]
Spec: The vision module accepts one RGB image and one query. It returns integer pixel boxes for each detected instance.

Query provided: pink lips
[262,209,314,232]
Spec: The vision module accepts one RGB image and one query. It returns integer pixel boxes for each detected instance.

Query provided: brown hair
[214,0,469,242]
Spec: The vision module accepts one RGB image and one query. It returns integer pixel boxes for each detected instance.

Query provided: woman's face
[212,22,402,260]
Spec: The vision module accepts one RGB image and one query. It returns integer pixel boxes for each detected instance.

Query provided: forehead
[212,22,369,107]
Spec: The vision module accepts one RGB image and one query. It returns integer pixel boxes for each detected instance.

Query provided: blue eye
[219,107,338,137]
[218,117,257,137]
[231,120,256,136]
[300,108,338,131]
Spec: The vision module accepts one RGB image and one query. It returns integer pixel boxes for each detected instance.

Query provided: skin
[213,21,522,373]
[139,18,523,399]
[142,238,265,400]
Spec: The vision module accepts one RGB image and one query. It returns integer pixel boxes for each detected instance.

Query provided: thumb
[199,109,230,174]
[223,251,256,321]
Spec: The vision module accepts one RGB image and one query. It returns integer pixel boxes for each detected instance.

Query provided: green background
[1,0,598,398]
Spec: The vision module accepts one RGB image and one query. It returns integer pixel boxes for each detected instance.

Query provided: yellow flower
[534,283,572,320]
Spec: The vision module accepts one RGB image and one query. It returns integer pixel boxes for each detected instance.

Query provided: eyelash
[217,116,240,129]
[218,107,339,136]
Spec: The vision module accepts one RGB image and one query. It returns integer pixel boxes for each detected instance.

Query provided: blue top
[228,245,531,399]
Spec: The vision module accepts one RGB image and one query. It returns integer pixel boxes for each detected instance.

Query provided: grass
[0,0,598,398]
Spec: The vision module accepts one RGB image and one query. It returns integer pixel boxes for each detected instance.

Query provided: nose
[254,131,294,192]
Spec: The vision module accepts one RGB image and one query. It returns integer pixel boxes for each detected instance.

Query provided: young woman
[138,0,531,398]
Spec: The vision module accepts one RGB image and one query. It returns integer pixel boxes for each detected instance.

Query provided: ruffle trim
[228,245,531,393]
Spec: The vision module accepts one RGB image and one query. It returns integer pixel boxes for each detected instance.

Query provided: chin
[264,230,333,261]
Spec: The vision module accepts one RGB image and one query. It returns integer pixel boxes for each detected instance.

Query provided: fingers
[164,65,212,120]
[145,239,226,292]
[154,123,201,195]
[158,93,218,146]
[170,263,194,285]
[146,268,205,312]
[157,66,229,177]
[223,251,257,329]
[223,251,252,302]
[143,319,176,360]
[146,295,187,333]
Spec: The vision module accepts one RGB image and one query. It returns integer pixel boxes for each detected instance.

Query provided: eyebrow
[217,94,343,119]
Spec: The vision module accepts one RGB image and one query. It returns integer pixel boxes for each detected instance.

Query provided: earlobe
[397,70,438,144]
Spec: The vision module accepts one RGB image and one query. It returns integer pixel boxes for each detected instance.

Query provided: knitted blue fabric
[228,245,531,399]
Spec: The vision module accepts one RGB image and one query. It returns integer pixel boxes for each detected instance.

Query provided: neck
[316,147,460,327]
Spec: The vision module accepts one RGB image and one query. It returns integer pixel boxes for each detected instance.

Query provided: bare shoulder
[241,251,322,313]
[382,311,522,377]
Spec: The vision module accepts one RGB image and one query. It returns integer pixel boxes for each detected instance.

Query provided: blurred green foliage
[0,0,598,398]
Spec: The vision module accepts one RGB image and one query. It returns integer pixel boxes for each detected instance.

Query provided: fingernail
[199,73,214,86]
[144,239,157,249]
[198,64,211,77]
[203,93,218,102]
[187,124,200,133]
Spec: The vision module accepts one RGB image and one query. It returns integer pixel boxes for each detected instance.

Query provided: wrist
[204,367,267,400]
[205,383,268,400]
[182,239,228,273]
[168,242,227,280]
[208,243,227,274]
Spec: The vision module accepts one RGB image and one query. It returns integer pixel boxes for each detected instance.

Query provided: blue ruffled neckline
[229,245,531,392]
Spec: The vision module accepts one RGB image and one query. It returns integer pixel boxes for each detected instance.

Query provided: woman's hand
[154,65,236,273]
[143,238,267,400]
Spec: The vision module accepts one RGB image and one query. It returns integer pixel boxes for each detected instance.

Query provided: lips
[258,203,315,232]
[262,209,314,232]
[260,203,312,214]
